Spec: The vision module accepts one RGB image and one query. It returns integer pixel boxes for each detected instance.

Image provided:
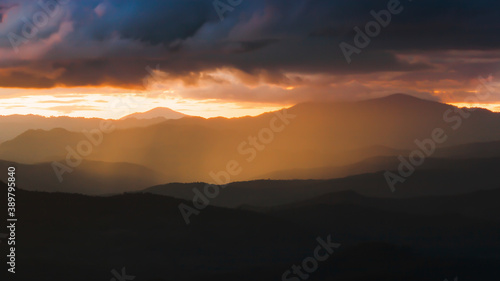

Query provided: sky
[0,0,500,118]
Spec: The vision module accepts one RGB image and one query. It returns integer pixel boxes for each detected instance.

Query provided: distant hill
[0,114,167,144]
[2,94,500,183]
[259,141,500,180]
[0,160,166,194]
[143,157,500,207]
[5,150,497,201]
[121,107,188,120]
[270,188,500,222]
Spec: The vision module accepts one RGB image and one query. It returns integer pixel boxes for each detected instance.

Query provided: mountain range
[0,107,188,144]
[1,94,500,191]
[2,94,500,280]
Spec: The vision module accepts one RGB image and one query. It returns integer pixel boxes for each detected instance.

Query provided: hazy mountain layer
[2,95,500,183]
[144,157,500,207]
[0,110,184,144]
[0,160,165,194]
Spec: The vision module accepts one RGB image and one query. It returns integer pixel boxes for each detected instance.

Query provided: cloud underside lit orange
[0,55,499,119]
[0,80,499,119]
[0,0,499,120]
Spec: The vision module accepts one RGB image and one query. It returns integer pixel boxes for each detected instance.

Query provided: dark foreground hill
[271,188,500,222]
[1,181,499,280]
[143,157,500,207]
[269,188,500,258]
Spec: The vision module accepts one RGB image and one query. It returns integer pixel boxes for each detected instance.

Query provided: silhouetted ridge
[378,93,433,102]
[121,107,187,120]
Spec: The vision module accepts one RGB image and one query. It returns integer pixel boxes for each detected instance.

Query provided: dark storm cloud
[0,70,55,88]
[309,0,500,49]
[0,0,499,89]
[67,0,214,44]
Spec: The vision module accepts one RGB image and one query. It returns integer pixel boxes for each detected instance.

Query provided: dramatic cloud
[0,0,499,104]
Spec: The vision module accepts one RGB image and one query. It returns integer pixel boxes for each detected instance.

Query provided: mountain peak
[379,93,432,102]
[121,107,188,120]
[360,93,445,108]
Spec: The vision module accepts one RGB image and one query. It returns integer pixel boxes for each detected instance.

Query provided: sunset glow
[1,1,500,279]
[1,0,499,118]
[0,90,290,119]
[447,102,500,113]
